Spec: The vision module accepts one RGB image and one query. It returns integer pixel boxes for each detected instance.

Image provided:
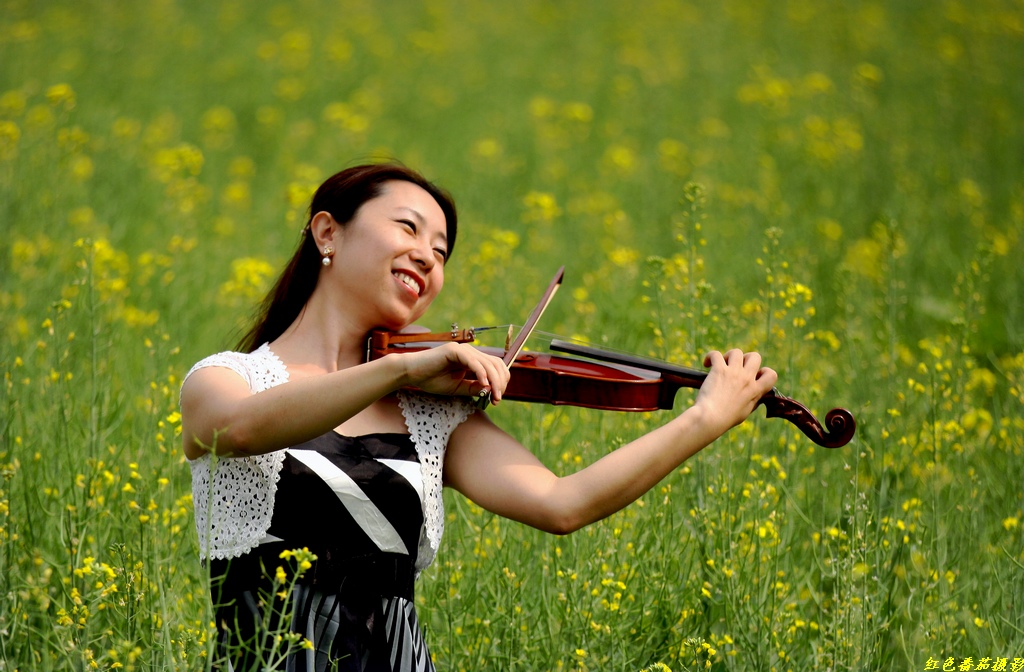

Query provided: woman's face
[327,180,449,331]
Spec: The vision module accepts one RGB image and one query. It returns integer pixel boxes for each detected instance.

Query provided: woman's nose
[409,243,435,270]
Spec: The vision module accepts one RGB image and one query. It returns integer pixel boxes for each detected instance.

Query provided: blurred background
[1,1,1022,670]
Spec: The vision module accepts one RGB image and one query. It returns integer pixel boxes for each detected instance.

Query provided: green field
[2,1,1023,670]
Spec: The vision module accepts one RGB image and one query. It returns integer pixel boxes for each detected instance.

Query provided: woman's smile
[393,270,424,298]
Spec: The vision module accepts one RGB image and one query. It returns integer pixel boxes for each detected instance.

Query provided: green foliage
[2,0,1022,669]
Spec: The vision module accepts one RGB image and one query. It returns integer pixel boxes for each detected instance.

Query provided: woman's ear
[309,211,341,250]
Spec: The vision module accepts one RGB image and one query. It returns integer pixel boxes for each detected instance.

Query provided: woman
[180,163,778,671]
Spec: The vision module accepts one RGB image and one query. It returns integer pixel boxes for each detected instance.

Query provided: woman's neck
[270,292,371,373]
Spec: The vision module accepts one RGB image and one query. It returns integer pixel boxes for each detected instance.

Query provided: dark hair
[237,163,458,352]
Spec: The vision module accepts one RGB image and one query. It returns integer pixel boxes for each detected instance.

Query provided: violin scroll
[760,391,856,449]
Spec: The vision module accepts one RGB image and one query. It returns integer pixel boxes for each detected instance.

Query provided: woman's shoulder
[182,343,287,394]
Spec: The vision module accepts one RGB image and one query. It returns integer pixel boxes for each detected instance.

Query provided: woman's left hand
[691,348,778,435]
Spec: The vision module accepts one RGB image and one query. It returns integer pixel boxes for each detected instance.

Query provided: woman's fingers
[695,347,781,433]
[482,353,510,402]
[704,349,762,374]
[756,366,778,387]
[742,350,762,370]
[455,345,509,401]
[703,350,725,368]
[406,343,510,400]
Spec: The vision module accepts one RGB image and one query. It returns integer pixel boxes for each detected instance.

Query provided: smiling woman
[178,161,778,671]
[305,180,450,332]
[236,164,459,355]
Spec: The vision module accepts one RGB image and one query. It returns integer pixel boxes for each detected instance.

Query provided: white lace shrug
[183,344,474,571]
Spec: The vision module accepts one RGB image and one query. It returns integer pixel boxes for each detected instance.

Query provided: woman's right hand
[394,343,511,402]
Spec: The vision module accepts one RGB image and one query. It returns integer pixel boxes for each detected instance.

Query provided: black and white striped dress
[210,431,436,672]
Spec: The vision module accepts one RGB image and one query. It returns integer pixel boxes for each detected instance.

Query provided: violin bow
[474,266,564,408]
[501,267,564,366]
[549,339,855,448]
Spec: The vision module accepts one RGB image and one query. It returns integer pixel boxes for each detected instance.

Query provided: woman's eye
[434,248,449,263]
[399,219,416,233]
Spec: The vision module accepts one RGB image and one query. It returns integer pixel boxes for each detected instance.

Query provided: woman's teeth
[394,272,421,295]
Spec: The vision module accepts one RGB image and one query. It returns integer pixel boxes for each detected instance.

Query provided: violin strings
[470,324,664,361]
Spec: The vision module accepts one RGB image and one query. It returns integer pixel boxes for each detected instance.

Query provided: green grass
[2,0,1023,669]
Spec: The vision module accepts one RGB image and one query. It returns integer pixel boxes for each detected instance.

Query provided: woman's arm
[180,343,510,460]
[443,349,777,534]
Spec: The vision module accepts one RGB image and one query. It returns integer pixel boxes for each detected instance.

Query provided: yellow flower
[68,155,93,180]
[286,181,319,210]
[0,120,20,161]
[561,102,593,122]
[737,66,793,110]
[26,104,54,129]
[472,138,502,159]
[112,117,141,140]
[966,368,997,395]
[802,72,834,94]
[855,62,884,85]
[222,181,252,210]
[151,143,204,182]
[522,192,561,222]
[842,237,883,281]
[529,96,555,118]
[219,257,275,303]
[0,90,27,116]
[201,105,236,134]
[323,102,369,133]
[56,608,73,626]
[603,145,637,174]
[609,247,639,268]
[228,156,256,178]
[45,83,76,110]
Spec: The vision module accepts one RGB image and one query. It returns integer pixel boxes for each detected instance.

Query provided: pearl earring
[321,246,334,266]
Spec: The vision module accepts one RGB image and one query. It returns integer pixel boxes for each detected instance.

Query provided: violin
[365,268,856,449]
